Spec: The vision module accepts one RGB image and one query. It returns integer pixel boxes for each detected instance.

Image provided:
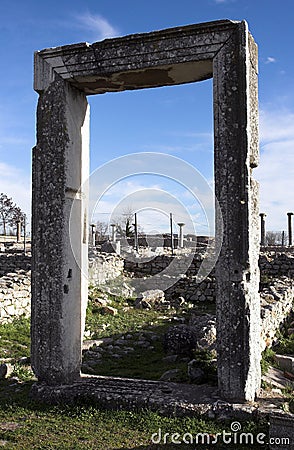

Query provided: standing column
[31,77,89,384]
[213,22,261,402]
[16,221,22,243]
[90,224,96,247]
[110,224,117,242]
[170,213,174,255]
[134,213,138,251]
[177,223,185,248]
[287,212,293,246]
[259,213,266,246]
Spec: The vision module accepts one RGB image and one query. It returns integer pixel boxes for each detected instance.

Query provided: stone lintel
[34,20,242,94]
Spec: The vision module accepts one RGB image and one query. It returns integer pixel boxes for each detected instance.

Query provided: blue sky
[0,0,293,235]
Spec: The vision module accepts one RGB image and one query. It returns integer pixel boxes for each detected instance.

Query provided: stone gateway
[32,20,260,402]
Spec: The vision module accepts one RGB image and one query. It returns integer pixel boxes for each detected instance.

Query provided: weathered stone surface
[31,74,89,384]
[262,366,294,390]
[260,277,293,350]
[163,325,196,355]
[274,355,294,375]
[189,314,217,351]
[30,375,294,437]
[213,21,260,402]
[88,250,124,285]
[0,253,31,324]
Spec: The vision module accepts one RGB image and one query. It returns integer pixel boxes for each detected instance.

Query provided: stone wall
[259,251,294,278]
[0,250,125,324]
[0,249,293,333]
[0,253,31,323]
[260,277,293,350]
[88,250,124,286]
[124,250,216,302]
[124,250,294,302]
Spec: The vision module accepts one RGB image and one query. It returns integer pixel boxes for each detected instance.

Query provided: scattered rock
[170,296,185,308]
[189,314,217,351]
[102,306,118,316]
[162,355,178,363]
[163,324,196,355]
[159,368,180,381]
[0,363,14,379]
[94,298,109,307]
[82,339,105,351]
[18,356,30,365]
[188,360,206,383]
[0,364,8,379]
[134,289,166,309]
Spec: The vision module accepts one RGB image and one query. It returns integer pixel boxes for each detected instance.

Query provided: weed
[260,347,276,374]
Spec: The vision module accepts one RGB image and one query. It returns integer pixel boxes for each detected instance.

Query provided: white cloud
[74,12,119,41]
[265,56,276,64]
[91,176,209,234]
[259,109,294,143]
[0,162,31,223]
[255,108,294,231]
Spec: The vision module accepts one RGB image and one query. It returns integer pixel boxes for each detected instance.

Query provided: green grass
[86,296,170,339]
[0,380,268,449]
[0,316,30,360]
[260,347,276,375]
[274,330,294,355]
[84,288,213,382]
[0,287,282,448]
[83,332,189,382]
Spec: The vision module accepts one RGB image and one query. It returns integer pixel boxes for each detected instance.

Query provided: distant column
[177,223,185,248]
[259,213,266,246]
[16,221,22,243]
[170,213,174,255]
[110,224,117,242]
[134,213,138,251]
[90,224,96,247]
[287,212,293,246]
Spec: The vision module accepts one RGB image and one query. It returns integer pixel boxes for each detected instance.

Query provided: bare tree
[0,193,26,235]
[114,206,136,238]
[95,220,108,240]
[266,231,287,246]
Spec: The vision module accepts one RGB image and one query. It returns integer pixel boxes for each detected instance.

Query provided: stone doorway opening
[32,19,260,402]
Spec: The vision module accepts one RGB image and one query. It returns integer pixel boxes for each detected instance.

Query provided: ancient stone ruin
[32,20,260,402]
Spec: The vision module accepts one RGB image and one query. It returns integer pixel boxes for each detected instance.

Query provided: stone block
[274,354,294,374]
